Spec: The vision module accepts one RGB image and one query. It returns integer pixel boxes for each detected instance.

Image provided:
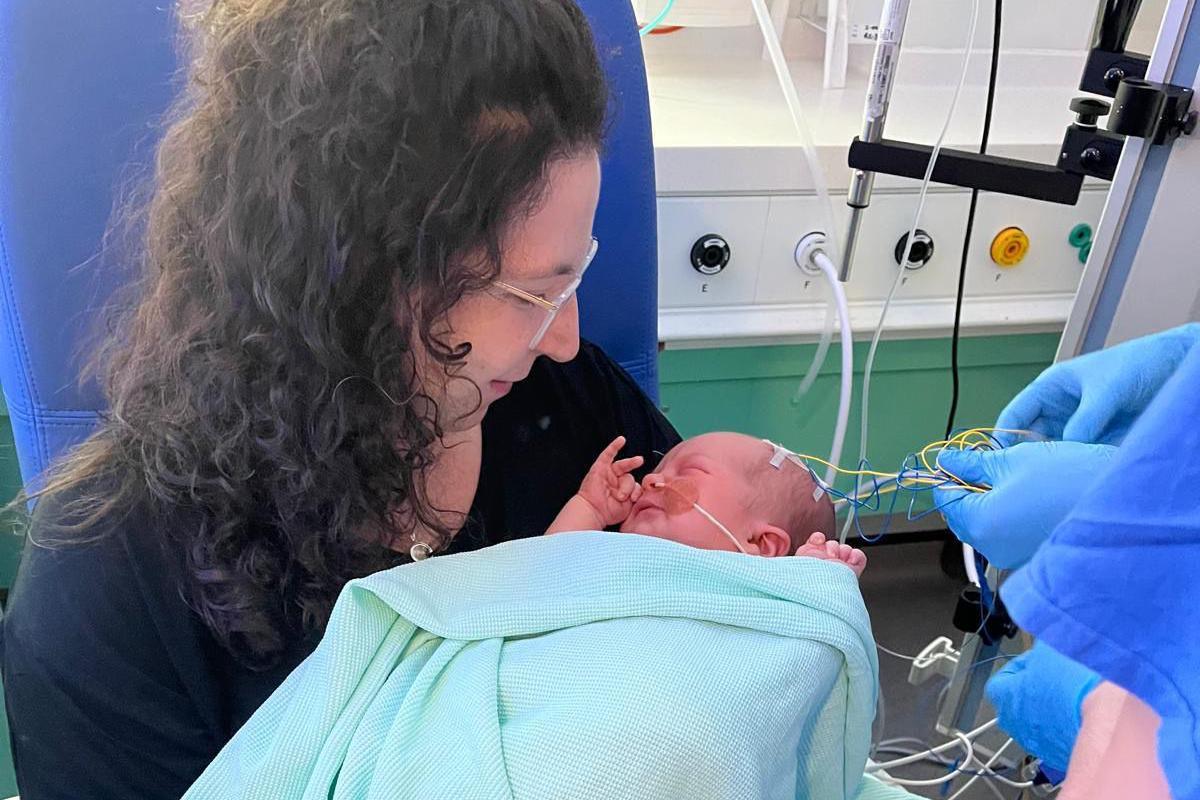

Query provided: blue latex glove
[936,442,1117,568]
[987,642,1102,774]
[997,322,1200,445]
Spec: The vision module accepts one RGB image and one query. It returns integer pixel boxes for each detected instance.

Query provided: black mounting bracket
[846,0,1194,208]
[847,138,1085,205]
[1110,78,1198,144]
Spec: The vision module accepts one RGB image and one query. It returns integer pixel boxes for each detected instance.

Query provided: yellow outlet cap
[991,227,1030,268]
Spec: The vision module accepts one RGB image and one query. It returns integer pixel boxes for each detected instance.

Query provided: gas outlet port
[690,234,731,275]
[991,227,1030,268]
[894,229,935,270]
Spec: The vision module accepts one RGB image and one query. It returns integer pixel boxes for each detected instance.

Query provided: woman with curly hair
[1,2,678,797]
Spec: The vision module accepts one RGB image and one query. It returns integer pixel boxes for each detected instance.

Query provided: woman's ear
[750,524,792,558]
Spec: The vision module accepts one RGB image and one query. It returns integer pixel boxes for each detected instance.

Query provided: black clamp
[952,586,1019,647]
[1109,78,1198,144]
[1058,97,1125,182]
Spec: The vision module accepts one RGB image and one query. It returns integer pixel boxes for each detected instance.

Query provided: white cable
[948,737,1016,800]
[876,643,918,662]
[868,718,998,771]
[875,732,973,787]
[873,743,1021,797]
[840,0,983,543]
[810,249,852,490]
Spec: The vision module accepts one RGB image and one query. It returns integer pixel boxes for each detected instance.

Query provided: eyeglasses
[491,237,599,349]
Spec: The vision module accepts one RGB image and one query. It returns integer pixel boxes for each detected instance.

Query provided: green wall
[0,405,21,796]
[659,332,1058,519]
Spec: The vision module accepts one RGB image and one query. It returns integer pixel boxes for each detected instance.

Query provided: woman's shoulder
[4,489,192,661]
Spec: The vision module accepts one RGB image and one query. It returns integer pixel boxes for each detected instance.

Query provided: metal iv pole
[842,0,911,281]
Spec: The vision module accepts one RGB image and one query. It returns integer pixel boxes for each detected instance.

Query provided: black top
[1,340,679,800]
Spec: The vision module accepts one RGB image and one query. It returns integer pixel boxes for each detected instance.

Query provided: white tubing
[811,250,852,494]
[749,0,843,272]
[794,298,837,401]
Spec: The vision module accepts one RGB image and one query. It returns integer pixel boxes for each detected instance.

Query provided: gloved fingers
[933,489,989,548]
[995,379,1060,437]
[1060,393,1117,444]
[934,448,1000,487]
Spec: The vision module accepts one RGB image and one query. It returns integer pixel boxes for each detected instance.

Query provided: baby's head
[620,432,836,556]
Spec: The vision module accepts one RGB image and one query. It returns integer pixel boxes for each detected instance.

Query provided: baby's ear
[752,524,792,558]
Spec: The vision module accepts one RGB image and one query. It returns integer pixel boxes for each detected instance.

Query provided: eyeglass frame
[490,236,599,349]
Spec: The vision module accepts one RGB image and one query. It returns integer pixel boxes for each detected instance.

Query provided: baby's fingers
[612,455,644,477]
[615,473,639,502]
[596,436,626,466]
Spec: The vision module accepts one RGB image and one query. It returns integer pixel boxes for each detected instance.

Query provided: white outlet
[657,187,1107,342]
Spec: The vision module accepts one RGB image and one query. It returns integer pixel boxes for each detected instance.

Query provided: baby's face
[620,433,769,553]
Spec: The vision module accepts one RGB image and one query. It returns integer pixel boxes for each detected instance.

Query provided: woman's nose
[535,296,580,364]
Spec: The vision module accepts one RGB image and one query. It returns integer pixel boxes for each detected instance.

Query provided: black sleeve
[2,522,223,800]
[456,339,681,551]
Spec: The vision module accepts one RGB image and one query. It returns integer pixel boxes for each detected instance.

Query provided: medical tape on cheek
[650,478,747,554]
[658,478,699,515]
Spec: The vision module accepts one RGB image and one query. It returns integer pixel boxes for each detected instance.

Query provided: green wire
[639,0,678,36]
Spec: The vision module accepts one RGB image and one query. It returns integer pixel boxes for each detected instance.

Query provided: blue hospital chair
[0,0,660,489]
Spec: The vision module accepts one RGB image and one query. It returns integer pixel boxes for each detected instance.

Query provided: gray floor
[858,537,1034,800]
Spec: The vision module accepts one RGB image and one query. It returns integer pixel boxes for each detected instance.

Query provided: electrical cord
[948,738,1024,799]
[945,0,1004,438]
[868,718,998,772]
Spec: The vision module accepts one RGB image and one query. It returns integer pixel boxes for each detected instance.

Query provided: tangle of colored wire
[775,427,1036,541]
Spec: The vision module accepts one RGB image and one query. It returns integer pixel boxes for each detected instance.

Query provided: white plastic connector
[794,231,829,275]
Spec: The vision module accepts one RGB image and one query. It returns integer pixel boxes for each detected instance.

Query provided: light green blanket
[184,532,882,799]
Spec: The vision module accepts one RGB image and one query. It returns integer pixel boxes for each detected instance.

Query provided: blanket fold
[184,532,880,800]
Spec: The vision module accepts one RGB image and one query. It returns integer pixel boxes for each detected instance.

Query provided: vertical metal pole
[842,0,912,280]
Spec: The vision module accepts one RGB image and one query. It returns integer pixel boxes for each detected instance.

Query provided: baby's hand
[577,436,645,527]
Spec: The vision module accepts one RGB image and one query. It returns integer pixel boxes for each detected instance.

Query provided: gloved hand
[987,642,1101,774]
[936,442,1116,568]
[997,322,1200,445]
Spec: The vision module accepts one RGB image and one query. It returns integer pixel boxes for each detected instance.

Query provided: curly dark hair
[31,0,607,667]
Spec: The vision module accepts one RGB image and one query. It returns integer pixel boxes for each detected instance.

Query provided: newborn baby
[547,432,866,576]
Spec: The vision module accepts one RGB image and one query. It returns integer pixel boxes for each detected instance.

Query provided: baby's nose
[641,472,665,490]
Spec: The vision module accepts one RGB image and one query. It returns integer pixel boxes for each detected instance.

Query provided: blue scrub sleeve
[1002,344,1200,800]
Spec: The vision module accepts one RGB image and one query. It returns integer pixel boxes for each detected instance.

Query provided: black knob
[1081,146,1104,167]
[1104,66,1127,93]
[1070,97,1112,127]
[894,229,935,270]
[690,234,731,276]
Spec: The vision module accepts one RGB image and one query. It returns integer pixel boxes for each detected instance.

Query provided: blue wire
[807,443,988,544]
[638,0,677,36]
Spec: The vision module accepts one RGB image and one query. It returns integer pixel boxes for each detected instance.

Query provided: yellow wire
[786,426,1034,499]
